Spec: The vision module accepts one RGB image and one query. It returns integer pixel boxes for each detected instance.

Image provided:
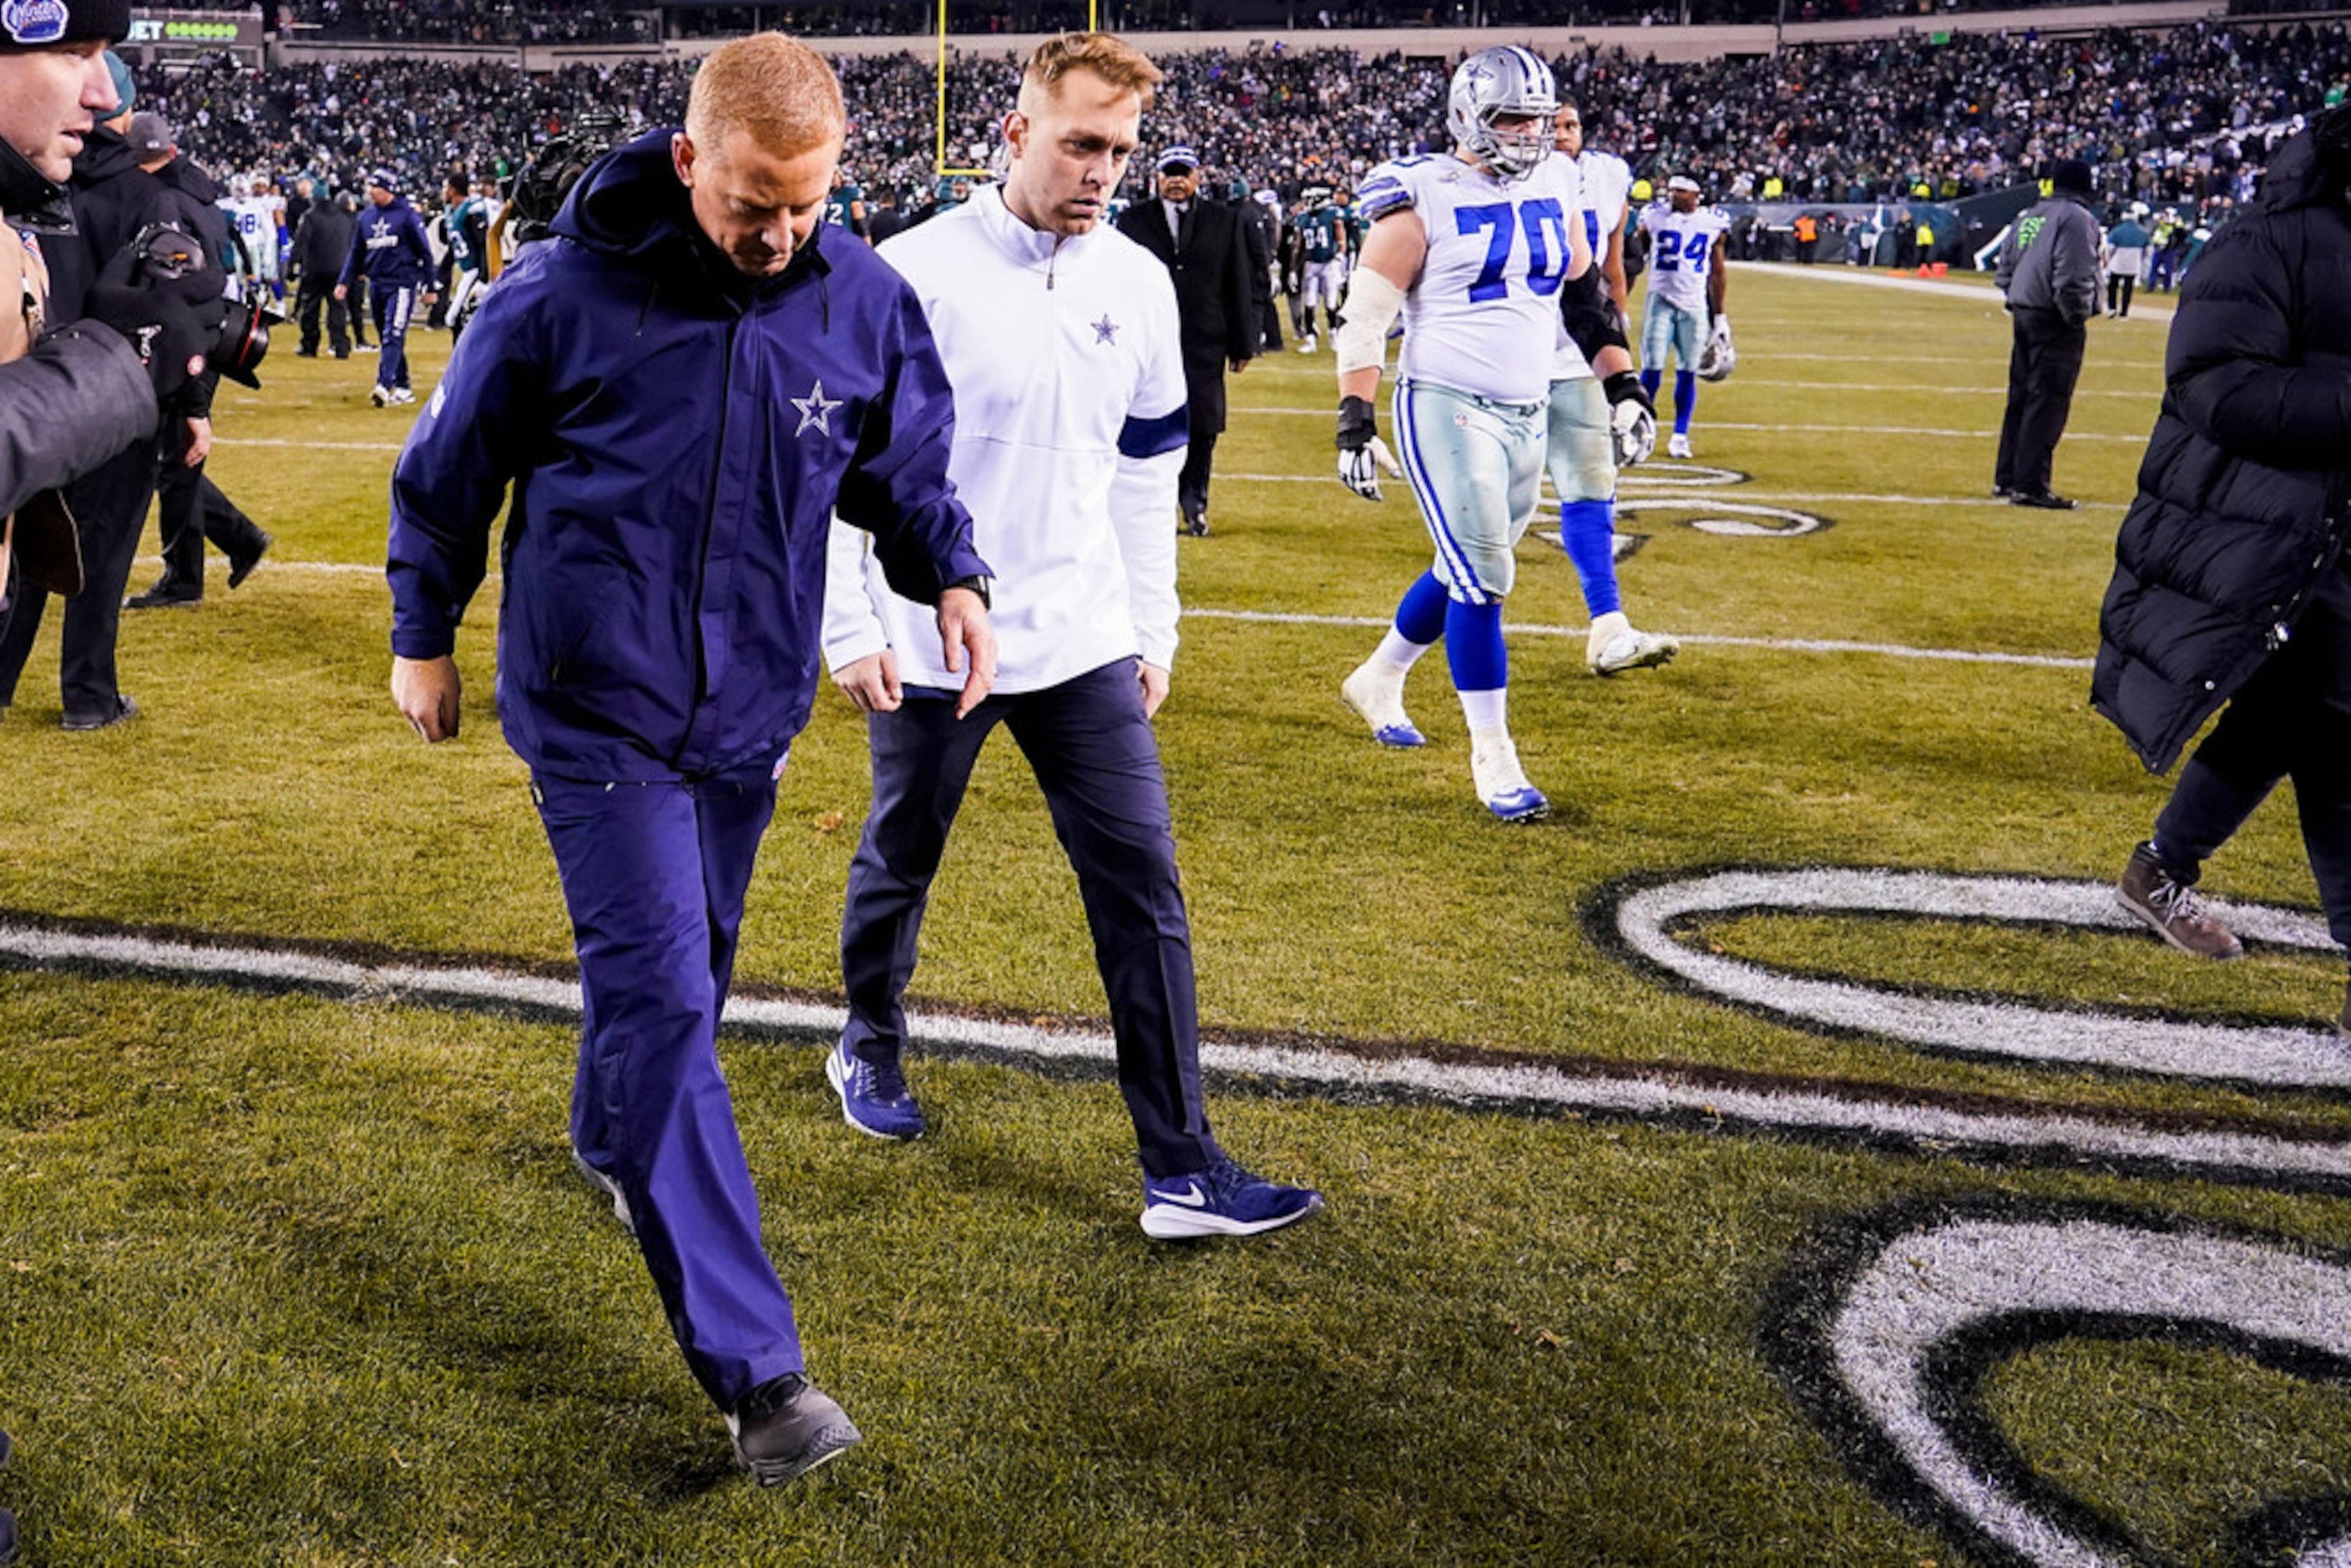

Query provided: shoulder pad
[1357,166,1416,220]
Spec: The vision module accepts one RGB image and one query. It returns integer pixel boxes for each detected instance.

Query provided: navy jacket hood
[550,129,830,304]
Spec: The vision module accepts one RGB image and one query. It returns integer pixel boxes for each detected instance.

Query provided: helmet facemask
[1447,48,1559,183]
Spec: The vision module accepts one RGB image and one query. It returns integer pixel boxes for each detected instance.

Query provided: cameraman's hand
[85,230,225,403]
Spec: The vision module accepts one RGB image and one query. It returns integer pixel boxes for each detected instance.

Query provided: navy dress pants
[2152,559,2351,948]
[372,281,417,390]
[535,759,802,1410]
[840,658,1218,1177]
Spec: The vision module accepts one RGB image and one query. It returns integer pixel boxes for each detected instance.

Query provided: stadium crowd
[286,0,656,44]
[270,0,2161,42]
[159,17,2310,219]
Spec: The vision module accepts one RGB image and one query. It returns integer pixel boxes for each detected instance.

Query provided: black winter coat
[289,200,355,284]
[47,127,167,324]
[2090,126,2351,773]
[1115,196,1256,433]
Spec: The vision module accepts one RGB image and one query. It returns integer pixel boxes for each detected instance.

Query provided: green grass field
[3,261,2348,1567]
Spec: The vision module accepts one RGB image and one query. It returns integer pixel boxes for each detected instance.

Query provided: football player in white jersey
[1548,102,1676,676]
[227,177,283,298]
[1638,174,1730,458]
[1332,47,1656,822]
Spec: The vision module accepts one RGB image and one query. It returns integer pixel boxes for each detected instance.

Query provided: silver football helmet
[1447,47,1559,182]
[1695,316,1736,382]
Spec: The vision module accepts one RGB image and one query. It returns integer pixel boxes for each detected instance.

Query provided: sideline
[132,558,2097,669]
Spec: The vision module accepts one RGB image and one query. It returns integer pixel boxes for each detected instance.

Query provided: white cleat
[1341,662,1426,748]
[1666,432,1693,459]
[1471,736,1550,823]
[1296,334,1317,353]
[1589,627,1681,676]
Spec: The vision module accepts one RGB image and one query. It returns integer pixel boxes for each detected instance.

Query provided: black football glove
[1601,370,1657,467]
[1336,394,1402,502]
[84,225,229,404]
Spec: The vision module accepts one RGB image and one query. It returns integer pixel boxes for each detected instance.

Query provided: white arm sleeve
[1333,266,1406,377]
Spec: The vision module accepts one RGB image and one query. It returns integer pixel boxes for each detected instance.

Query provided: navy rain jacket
[340,192,434,289]
[2091,124,2351,773]
[387,130,990,781]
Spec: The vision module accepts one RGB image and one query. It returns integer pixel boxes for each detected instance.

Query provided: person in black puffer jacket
[2091,104,2351,1038]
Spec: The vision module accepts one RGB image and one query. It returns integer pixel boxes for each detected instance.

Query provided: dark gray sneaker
[727,1373,862,1486]
[2115,842,2244,960]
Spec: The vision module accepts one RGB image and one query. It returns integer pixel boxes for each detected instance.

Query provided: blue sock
[1640,367,1662,402]
[1394,570,1449,645]
[1674,372,1696,435]
[1556,499,1622,618]
[1443,597,1508,695]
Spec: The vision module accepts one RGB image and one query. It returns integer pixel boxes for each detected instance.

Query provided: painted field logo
[1617,462,1833,538]
[1767,1201,2351,1568]
[1536,463,1833,547]
[1593,866,2343,1089]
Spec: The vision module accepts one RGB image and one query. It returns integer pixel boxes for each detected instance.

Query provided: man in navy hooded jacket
[386,33,996,1486]
[336,166,432,406]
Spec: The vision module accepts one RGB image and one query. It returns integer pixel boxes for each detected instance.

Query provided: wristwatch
[945,574,992,609]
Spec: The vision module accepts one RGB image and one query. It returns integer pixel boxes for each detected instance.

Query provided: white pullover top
[823,184,1191,693]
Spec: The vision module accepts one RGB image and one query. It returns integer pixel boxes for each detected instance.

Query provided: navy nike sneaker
[1140,1156,1324,1240]
[826,1040,927,1141]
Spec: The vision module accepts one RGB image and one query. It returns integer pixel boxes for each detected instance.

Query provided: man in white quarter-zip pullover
[821,32,1323,1242]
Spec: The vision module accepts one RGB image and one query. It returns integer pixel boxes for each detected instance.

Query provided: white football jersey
[1575,149,1633,260]
[222,197,279,276]
[1640,201,1729,315]
[1550,149,1632,383]
[1358,150,1585,405]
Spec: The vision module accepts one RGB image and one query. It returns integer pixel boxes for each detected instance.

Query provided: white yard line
[1222,473,2124,508]
[1181,607,2093,668]
[174,561,2092,668]
[1242,409,2151,441]
[3,918,2343,1194]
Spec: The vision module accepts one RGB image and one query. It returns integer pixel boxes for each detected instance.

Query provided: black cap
[0,0,133,51]
[2051,159,2093,196]
[125,109,173,156]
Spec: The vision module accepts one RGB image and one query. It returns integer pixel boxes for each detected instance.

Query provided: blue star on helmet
[791,379,844,438]
[1091,314,1120,345]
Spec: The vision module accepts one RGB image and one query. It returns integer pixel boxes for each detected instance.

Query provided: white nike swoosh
[1153,1181,1208,1208]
